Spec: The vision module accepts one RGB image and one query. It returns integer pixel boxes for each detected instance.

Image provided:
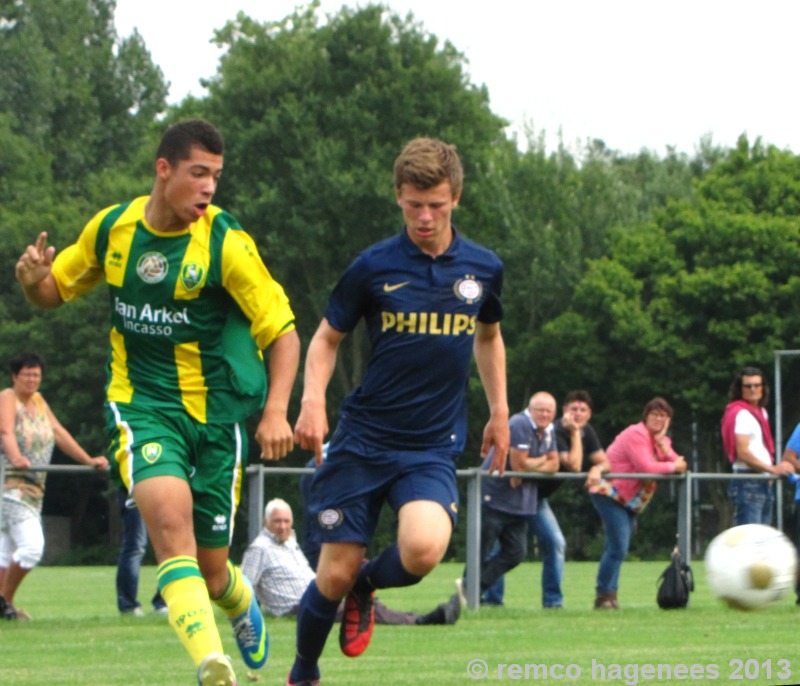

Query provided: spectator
[589,397,686,609]
[0,352,108,620]
[115,487,166,616]
[242,498,460,625]
[721,367,789,525]
[481,390,610,608]
[464,392,558,602]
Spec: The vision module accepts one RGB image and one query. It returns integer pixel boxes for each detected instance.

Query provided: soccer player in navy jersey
[289,138,510,686]
[16,120,300,686]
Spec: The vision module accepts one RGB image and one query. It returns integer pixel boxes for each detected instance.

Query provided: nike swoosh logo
[383,281,410,292]
[249,630,267,665]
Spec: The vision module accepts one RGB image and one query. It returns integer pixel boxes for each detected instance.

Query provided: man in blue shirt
[485,390,609,608]
[467,392,559,599]
[289,138,509,686]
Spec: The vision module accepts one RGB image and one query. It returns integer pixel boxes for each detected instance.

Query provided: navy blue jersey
[324,227,503,451]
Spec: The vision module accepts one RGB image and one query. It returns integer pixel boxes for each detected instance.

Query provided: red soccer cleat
[339,586,375,657]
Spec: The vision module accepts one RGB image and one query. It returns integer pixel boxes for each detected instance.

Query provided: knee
[399,540,445,577]
[553,532,566,555]
[605,539,629,562]
[539,530,566,555]
[508,544,526,567]
[317,562,360,600]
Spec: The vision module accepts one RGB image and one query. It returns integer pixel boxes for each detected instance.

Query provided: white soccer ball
[704,524,798,610]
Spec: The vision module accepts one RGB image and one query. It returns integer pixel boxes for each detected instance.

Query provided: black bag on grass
[657,545,693,609]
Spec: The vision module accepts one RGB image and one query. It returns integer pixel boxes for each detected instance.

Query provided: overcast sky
[114,0,800,156]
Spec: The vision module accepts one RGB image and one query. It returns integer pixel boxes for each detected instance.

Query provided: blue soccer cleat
[229,577,269,669]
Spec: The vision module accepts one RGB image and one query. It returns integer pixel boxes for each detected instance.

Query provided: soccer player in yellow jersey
[16,120,300,686]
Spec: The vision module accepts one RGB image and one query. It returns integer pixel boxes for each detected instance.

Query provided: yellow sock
[158,556,223,667]
[213,560,251,618]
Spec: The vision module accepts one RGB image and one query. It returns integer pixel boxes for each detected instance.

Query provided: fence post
[464,468,482,610]
[248,464,264,544]
[678,472,691,565]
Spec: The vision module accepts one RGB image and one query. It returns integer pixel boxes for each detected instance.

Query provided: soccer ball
[704,524,798,610]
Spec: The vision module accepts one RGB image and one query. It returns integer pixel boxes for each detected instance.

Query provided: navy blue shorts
[305,431,460,546]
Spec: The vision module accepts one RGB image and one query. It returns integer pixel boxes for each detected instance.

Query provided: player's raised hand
[16,232,55,287]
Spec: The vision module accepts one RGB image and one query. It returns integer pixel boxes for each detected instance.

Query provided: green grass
[0,561,797,685]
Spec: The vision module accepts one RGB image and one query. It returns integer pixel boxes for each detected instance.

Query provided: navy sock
[359,543,423,590]
[289,581,340,683]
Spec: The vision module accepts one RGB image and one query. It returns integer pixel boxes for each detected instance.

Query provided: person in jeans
[465,392,558,602]
[535,390,609,608]
[481,390,609,608]
[721,367,790,525]
[589,397,686,609]
[116,488,166,616]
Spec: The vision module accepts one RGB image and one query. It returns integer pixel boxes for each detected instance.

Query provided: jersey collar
[399,225,461,260]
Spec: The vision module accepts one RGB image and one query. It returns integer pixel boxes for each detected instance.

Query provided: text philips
[381,311,476,335]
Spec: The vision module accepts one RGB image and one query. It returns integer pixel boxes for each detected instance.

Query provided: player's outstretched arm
[473,321,510,474]
[294,318,345,465]
[256,328,301,461]
[15,232,64,309]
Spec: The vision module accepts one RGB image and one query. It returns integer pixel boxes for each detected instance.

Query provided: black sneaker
[442,593,461,624]
[0,595,17,620]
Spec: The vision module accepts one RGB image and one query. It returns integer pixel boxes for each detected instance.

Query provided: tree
[531,136,800,553]
[0,0,167,552]
[0,0,167,189]
[484,133,697,412]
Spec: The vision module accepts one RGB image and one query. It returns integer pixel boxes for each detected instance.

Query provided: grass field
[0,561,797,685]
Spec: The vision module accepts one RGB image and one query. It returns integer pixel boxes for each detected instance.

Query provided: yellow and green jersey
[51,196,295,424]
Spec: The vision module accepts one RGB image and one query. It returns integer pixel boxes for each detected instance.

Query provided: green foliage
[0,0,166,188]
[492,137,697,414]
[535,137,800,472]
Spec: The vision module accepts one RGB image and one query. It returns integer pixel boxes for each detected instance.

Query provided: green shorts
[106,401,246,548]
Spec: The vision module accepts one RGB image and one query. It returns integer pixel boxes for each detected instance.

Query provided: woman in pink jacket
[589,397,686,609]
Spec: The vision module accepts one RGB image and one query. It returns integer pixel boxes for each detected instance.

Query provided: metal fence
[1,462,790,612]
[247,465,788,610]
